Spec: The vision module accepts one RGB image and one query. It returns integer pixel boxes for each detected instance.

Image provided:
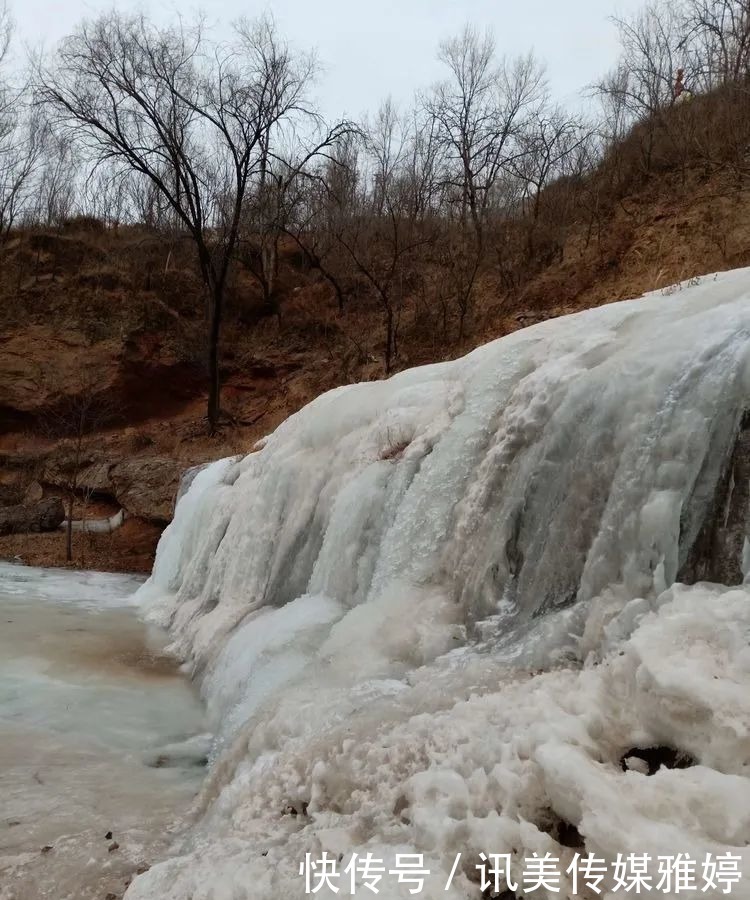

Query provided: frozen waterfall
[130,270,750,899]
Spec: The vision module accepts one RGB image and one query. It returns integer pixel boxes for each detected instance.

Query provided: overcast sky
[13,0,645,118]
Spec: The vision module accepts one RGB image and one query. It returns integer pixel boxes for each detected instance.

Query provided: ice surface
[0,560,144,608]
[0,565,206,900]
[129,271,750,898]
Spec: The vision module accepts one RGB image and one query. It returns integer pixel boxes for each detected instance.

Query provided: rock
[0,326,122,424]
[143,733,212,769]
[41,451,99,489]
[109,457,182,523]
[42,452,113,496]
[43,452,182,524]
[0,483,23,506]
[553,819,584,849]
[108,840,120,852]
[23,480,43,503]
[77,461,115,493]
[0,497,65,535]
[392,795,409,818]
[1,323,203,436]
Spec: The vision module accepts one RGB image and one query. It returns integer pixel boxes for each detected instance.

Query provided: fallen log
[0,497,65,535]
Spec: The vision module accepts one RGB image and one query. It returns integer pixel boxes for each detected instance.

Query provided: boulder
[77,461,115,494]
[0,497,65,535]
[42,452,182,524]
[24,481,44,503]
[109,457,182,523]
[0,483,23,506]
[42,455,112,498]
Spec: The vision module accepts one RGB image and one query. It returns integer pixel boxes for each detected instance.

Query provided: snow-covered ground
[129,271,750,898]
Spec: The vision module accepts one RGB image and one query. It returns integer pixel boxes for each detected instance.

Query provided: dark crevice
[679,408,750,585]
[620,746,697,775]
[536,807,585,848]
[212,518,231,559]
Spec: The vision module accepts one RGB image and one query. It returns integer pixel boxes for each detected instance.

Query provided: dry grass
[0,516,162,573]
[5,88,750,571]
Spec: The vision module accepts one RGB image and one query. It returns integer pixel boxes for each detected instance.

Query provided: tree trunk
[331,276,345,314]
[458,310,466,345]
[207,288,223,434]
[66,494,74,563]
[0,497,65,536]
[385,306,394,374]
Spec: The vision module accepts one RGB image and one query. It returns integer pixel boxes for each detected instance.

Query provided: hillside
[2,114,750,572]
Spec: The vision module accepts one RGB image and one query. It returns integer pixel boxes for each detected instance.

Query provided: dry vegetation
[3,0,750,570]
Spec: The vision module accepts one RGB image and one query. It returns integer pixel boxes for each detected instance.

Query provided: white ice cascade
[131,270,750,900]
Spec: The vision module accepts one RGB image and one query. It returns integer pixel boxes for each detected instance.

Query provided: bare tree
[368,98,404,217]
[37,13,325,432]
[39,377,118,564]
[595,1,697,179]
[76,166,130,228]
[600,2,684,121]
[426,27,545,251]
[682,0,750,88]
[508,106,592,260]
[29,127,79,227]
[336,107,431,372]
[403,105,447,221]
[281,138,358,314]
[240,120,355,319]
[0,4,43,241]
[421,27,545,339]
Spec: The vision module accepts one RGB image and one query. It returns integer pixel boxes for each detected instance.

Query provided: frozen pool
[0,563,208,900]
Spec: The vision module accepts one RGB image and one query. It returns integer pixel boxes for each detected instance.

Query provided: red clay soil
[3,165,750,573]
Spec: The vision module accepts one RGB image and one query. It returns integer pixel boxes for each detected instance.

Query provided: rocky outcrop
[0,497,65,535]
[109,457,182,523]
[76,462,114,493]
[24,481,43,502]
[0,324,203,432]
[41,453,182,524]
[0,327,122,428]
[0,483,23,505]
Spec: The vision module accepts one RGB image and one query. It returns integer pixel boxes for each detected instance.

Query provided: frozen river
[0,563,207,900]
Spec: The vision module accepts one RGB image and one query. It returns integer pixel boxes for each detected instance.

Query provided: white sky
[14,0,646,118]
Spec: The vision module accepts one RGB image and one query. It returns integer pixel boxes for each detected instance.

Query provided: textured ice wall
[130,270,750,899]
[141,269,750,691]
[129,582,750,899]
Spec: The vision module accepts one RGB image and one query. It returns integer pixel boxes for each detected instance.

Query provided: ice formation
[130,270,750,899]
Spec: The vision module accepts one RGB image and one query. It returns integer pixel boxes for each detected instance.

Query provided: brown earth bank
[3,157,750,573]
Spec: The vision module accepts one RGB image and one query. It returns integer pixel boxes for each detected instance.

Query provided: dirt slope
[2,162,749,572]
